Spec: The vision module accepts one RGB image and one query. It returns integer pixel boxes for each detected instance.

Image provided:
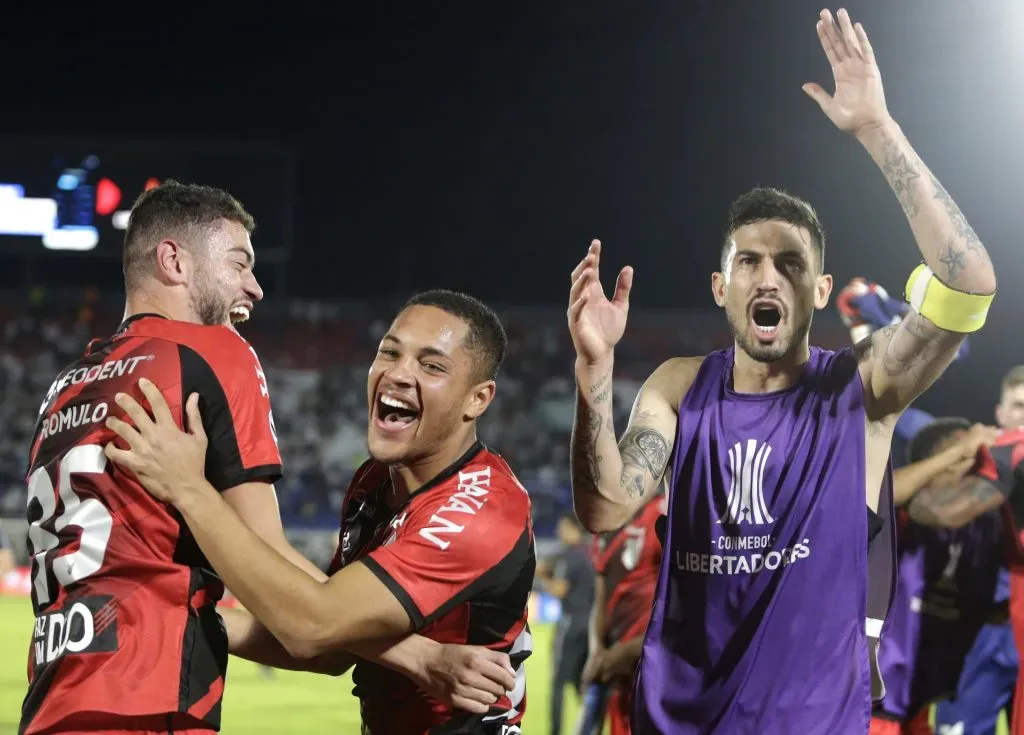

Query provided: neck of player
[387,429,480,506]
[731,340,811,394]
[123,291,192,324]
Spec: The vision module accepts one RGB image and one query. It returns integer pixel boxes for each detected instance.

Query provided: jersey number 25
[27,445,113,607]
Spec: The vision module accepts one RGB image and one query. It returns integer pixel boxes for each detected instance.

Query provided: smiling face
[366,304,496,466]
[712,219,833,363]
[184,218,264,328]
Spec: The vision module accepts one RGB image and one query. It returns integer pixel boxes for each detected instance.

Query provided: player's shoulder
[125,316,263,378]
[995,428,1024,449]
[425,443,532,518]
[645,356,706,406]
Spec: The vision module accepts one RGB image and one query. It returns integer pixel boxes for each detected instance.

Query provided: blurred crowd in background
[0,288,848,538]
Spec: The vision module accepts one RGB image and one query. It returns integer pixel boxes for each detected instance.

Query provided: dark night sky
[3,0,1023,418]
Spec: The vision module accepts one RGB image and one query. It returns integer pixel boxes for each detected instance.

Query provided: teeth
[381,395,414,411]
[755,324,778,333]
[230,306,250,323]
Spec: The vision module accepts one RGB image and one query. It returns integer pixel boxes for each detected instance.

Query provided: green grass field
[1,595,1012,734]
[0,597,579,734]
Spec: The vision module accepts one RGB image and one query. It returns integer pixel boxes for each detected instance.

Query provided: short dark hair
[906,417,971,464]
[123,179,256,290]
[722,187,826,272]
[402,289,507,381]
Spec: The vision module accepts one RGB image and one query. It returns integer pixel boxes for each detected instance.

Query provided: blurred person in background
[840,279,1017,735]
[537,512,595,735]
[0,519,15,580]
[577,487,667,735]
[103,290,534,735]
[19,184,503,735]
[568,9,997,733]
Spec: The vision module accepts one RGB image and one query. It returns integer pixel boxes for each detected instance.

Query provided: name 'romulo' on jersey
[19,314,281,735]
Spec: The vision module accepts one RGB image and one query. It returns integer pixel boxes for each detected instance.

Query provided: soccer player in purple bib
[567,8,997,734]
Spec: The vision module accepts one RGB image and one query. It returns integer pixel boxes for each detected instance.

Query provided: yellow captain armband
[904,264,994,333]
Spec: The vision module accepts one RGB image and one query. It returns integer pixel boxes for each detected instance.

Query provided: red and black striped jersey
[972,428,1024,567]
[591,495,666,646]
[20,314,281,735]
[329,442,535,735]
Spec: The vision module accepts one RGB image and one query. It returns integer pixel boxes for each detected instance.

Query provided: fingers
[611,266,633,309]
[853,20,875,63]
[478,656,516,692]
[569,240,601,285]
[113,391,155,434]
[815,18,841,68]
[450,693,492,715]
[801,82,832,112]
[835,8,863,57]
[185,393,207,440]
[103,442,141,473]
[104,415,142,447]
[569,266,596,309]
[137,378,175,426]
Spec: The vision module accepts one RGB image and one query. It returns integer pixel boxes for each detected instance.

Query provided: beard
[189,271,230,327]
[726,308,813,363]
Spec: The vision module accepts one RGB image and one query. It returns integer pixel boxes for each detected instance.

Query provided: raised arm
[804,9,996,419]
[567,240,693,532]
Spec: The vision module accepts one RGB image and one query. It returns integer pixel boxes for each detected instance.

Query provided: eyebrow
[381,334,452,360]
[734,247,808,261]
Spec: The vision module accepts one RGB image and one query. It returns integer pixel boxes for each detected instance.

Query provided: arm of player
[906,475,1005,529]
[571,358,690,533]
[105,381,516,712]
[220,606,355,675]
[803,10,996,420]
[601,636,645,682]
[893,442,975,506]
[581,574,608,687]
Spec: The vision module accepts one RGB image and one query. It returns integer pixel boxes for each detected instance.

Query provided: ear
[995,403,1004,428]
[711,271,727,308]
[464,380,496,421]
[154,239,189,286]
[814,273,834,310]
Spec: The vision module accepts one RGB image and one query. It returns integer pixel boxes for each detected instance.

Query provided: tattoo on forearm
[880,138,922,219]
[618,427,670,499]
[571,372,612,494]
[589,372,611,404]
[930,175,986,257]
[907,478,1002,527]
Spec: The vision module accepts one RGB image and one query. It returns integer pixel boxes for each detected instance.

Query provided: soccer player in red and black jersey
[579,491,665,735]
[103,290,537,735]
[19,185,507,735]
[900,407,1024,733]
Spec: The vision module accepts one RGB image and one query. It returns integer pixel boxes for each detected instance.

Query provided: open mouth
[375,393,421,432]
[751,304,782,338]
[230,305,251,324]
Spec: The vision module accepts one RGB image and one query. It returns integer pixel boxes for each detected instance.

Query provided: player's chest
[337,492,408,567]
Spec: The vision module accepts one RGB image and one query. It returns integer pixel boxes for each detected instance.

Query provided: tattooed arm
[906,475,1005,528]
[570,357,696,533]
[855,120,996,419]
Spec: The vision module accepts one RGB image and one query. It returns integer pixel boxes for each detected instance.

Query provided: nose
[754,260,783,291]
[244,271,264,303]
[382,357,416,388]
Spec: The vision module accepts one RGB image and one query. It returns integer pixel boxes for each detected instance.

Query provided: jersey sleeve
[974,443,1020,499]
[178,338,282,492]
[361,474,533,630]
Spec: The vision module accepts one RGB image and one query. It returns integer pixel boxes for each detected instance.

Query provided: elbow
[573,496,630,534]
[279,619,339,661]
